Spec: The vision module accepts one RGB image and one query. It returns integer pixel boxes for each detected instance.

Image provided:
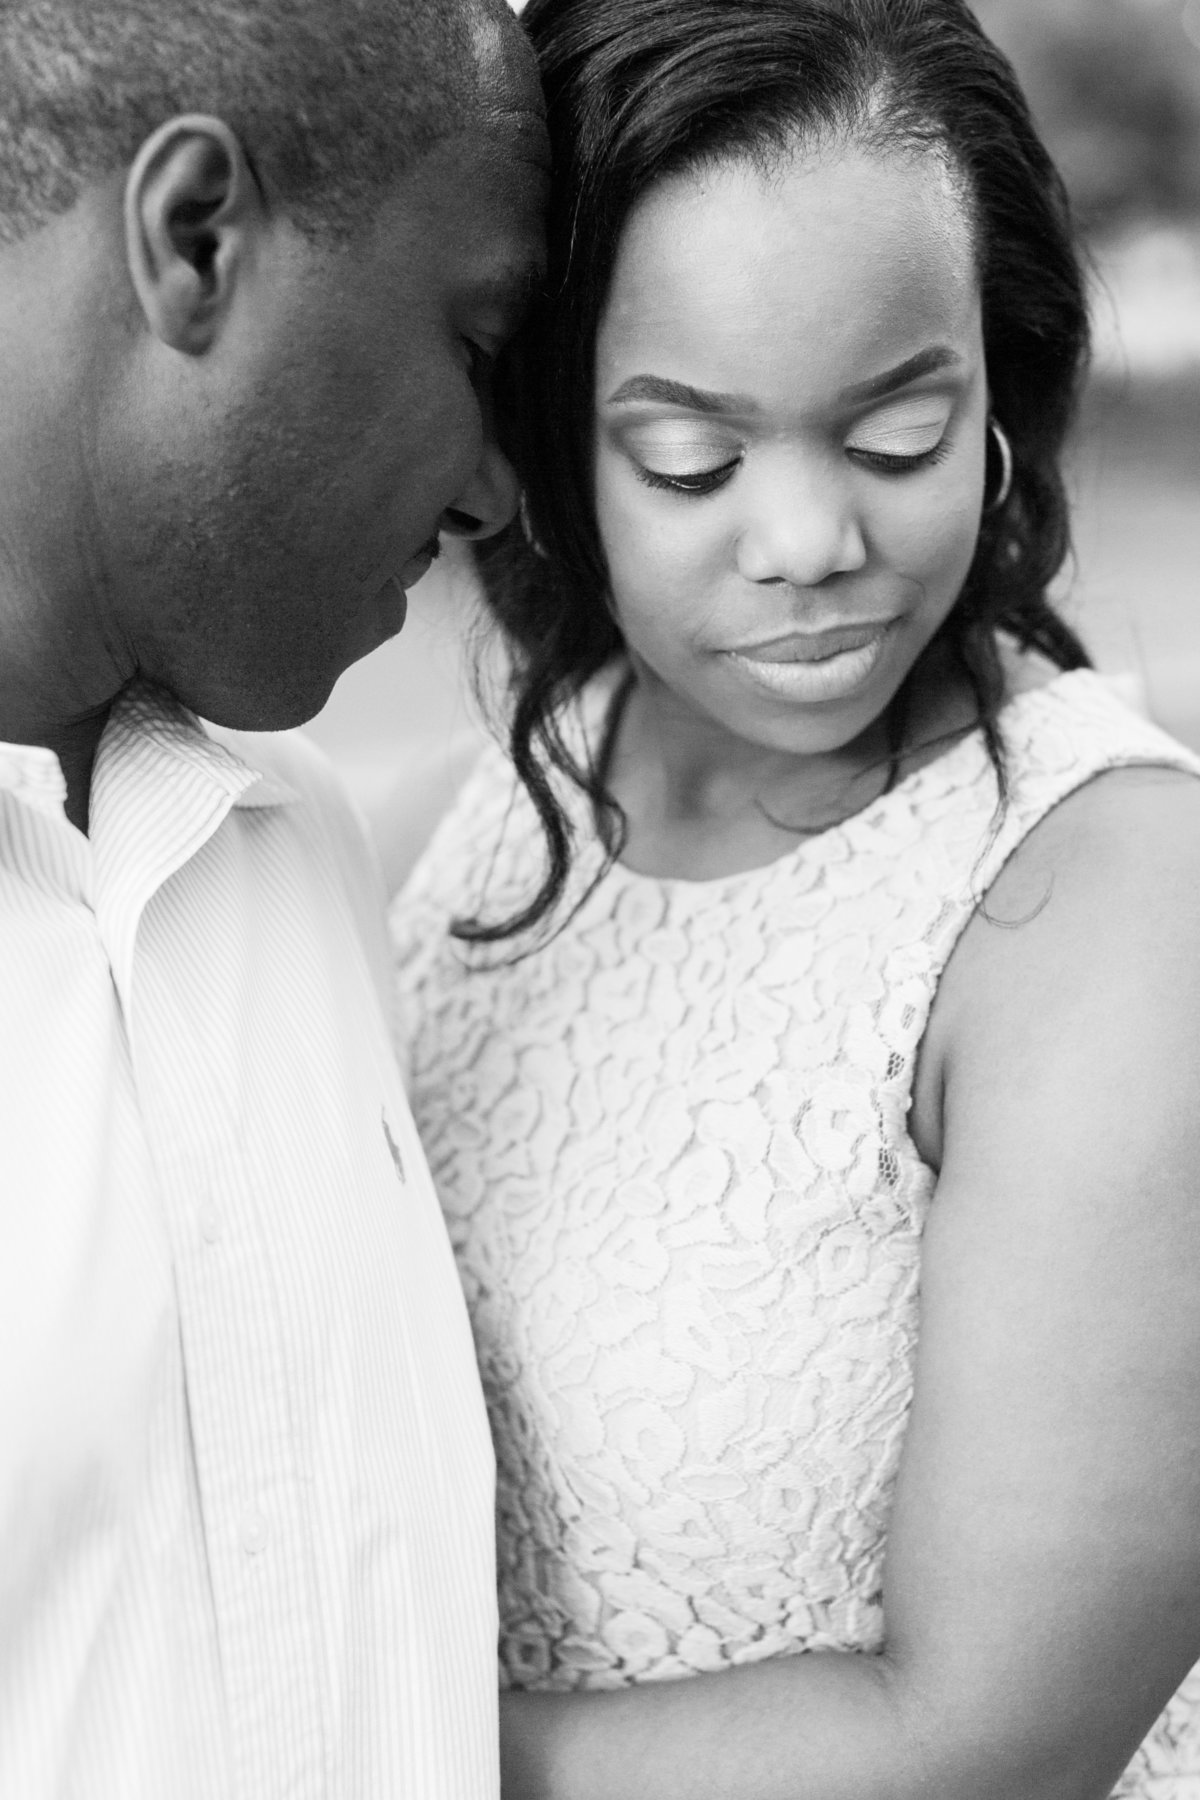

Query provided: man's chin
[156,578,412,733]
[175,662,343,736]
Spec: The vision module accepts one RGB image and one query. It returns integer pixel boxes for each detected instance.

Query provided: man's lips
[396,537,441,591]
[356,536,441,597]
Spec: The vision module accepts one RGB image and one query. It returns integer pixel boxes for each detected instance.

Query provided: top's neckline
[588,667,1093,897]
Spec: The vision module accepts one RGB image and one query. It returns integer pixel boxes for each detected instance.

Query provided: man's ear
[124,115,265,355]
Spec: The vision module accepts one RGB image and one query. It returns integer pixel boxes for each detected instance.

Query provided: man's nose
[735,455,868,587]
[438,436,521,543]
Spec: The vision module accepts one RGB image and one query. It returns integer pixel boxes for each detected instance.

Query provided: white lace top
[391,670,1200,1795]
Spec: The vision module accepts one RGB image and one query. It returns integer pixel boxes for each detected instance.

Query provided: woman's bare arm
[501,764,1200,1800]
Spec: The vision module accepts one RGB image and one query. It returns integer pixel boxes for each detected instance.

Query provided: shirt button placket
[239,1506,269,1558]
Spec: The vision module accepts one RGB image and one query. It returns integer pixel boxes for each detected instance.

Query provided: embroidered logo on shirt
[382,1109,406,1185]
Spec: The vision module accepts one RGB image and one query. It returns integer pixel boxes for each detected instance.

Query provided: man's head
[0,0,548,732]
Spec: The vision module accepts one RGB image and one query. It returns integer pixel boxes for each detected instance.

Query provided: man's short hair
[0,0,499,245]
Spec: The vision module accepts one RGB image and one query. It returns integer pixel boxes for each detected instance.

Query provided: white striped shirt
[0,681,499,1800]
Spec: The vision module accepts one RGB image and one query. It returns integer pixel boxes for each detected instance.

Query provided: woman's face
[592,138,989,759]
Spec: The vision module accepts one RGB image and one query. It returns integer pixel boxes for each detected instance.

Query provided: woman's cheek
[930,477,988,600]
[880,472,982,603]
[593,453,643,566]
[606,526,679,626]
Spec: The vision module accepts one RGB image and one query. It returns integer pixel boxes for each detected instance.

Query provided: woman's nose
[438,433,521,543]
[735,457,867,587]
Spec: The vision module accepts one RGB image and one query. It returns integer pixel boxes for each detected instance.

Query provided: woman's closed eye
[626,427,743,496]
[845,398,954,474]
[637,456,741,495]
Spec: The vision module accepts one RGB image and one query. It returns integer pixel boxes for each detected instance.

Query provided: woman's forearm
[500,1650,1110,1800]
[501,1655,903,1800]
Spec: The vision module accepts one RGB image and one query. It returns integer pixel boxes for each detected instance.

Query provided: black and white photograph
[3,2,1200,1796]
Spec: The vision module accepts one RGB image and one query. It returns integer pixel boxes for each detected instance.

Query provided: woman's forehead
[596,141,981,404]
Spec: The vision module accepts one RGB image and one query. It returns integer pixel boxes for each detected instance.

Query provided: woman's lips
[730,621,894,663]
[724,620,898,702]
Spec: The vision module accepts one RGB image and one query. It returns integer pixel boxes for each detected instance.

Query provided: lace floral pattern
[392,672,1200,1791]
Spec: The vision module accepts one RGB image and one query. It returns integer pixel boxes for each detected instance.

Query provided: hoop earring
[984,416,1013,514]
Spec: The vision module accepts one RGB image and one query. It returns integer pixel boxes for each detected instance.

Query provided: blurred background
[307,0,1200,839]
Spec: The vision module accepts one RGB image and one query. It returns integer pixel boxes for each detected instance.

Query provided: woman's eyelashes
[625,399,957,497]
[848,437,952,475]
[632,435,952,497]
[636,457,741,495]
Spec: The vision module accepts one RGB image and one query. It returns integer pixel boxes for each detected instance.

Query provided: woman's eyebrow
[606,374,754,414]
[839,346,964,404]
[607,351,964,415]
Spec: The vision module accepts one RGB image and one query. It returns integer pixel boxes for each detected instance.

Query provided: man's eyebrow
[839,346,964,404]
[606,375,755,414]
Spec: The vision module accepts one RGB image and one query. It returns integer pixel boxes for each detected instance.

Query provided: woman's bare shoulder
[981,758,1200,926]
[913,760,1200,1165]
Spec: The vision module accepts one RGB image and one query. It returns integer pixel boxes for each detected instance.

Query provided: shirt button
[199,1203,222,1246]
[239,1507,269,1556]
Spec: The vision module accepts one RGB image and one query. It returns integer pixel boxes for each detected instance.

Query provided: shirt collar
[105,682,299,810]
[0,680,299,821]
[89,683,298,1015]
[0,741,70,820]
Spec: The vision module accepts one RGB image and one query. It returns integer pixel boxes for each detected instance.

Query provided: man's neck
[0,219,133,834]
[0,553,121,833]
[0,547,129,836]
[46,710,111,833]
[0,701,112,834]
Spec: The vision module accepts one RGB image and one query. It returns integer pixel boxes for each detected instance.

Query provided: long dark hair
[461,0,1091,943]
